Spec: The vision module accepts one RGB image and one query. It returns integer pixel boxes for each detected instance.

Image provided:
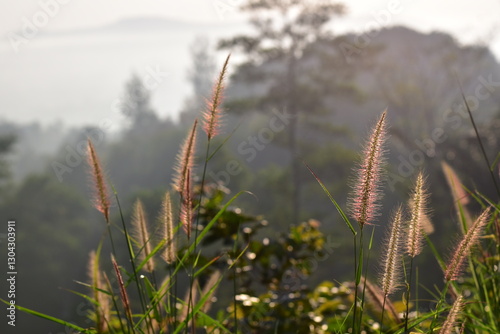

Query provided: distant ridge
[36,16,243,37]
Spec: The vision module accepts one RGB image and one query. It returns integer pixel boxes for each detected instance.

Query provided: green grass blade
[133,239,166,277]
[304,162,357,235]
[1,298,94,333]
[207,123,241,162]
[186,191,248,255]
[173,274,229,334]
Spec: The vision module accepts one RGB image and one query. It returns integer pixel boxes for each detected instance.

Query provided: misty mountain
[227,26,500,137]
[43,16,244,36]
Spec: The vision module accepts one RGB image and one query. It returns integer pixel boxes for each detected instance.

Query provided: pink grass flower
[349,111,387,228]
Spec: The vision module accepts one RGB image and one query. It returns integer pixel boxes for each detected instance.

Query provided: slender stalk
[457,77,500,199]
[105,223,118,261]
[114,191,154,333]
[185,140,211,333]
[230,220,241,333]
[380,295,387,331]
[415,266,419,325]
[185,53,230,334]
[357,228,365,332]
[360,226,376,329]
[103,272,128,334]
[404,258,414,333]
[233,265,238,333]
[352,233,359,333]
[430,281,451,332]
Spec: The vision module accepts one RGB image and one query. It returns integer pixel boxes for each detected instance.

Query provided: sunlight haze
[1,0,499,126]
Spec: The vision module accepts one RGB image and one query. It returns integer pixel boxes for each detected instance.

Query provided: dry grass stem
[111,255,133,323]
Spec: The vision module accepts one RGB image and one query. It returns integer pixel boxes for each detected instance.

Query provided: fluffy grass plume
[160,192,176,264]
[180,170,193,239]
[87,139,110,222]
[87,251,110,333]
[349,110,387,227]
[406,172,431,257]
[445,208,491,281]
[439,295,464,334]
[203,54,230,140]
[132,199,154,273]
[380,205,404,296]
[441,161,472,230]
[111,255,133,324]
[172,119,198,193]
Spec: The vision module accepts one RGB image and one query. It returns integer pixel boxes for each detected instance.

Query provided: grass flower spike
[349,110,387,227]
[87,251,110,333]
[173,119,198,193]
[445,208,491,281]
[406,171,431,257]
[203,54,230,140]
[441,161,472,230]
[111,255,133,324]
[132,199,154,273]
[380,205,404,297]
[180,170,193,239]
[87,139,110,222]
[439,295,464,334]
[160,192,176,264]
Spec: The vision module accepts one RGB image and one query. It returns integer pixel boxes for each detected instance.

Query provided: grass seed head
[87,139,111,223]
[380,205,404,297]
[445,208,491,281]
[132,199,154,272]
[172,119,198,193]
[161,192,176,264]
[406,171,431,257]
[203,54,230,140]
[349,110,387,228]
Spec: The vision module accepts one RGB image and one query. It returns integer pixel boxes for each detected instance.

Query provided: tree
[120,74,159,129]
[372,28,500,144]
[0,134,15,182]
[0,174,93,334]
[219,0,347,223]
[180,36,217,126]
[0,134,15,200]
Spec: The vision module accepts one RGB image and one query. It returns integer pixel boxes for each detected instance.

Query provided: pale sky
[1,1,499,126]
[0,0,500,40]
[1,1,499,47]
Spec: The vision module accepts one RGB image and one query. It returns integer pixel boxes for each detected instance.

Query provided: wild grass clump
[3,58,499,334]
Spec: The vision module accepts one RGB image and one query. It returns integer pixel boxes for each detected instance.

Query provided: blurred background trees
[219,0,349,224]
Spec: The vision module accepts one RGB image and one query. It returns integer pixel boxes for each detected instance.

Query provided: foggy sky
[1,1,499,127]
